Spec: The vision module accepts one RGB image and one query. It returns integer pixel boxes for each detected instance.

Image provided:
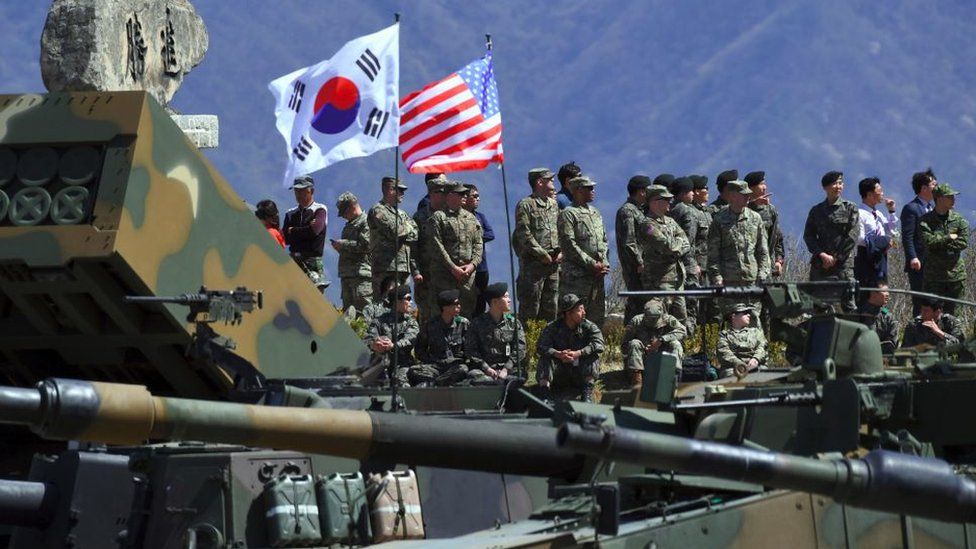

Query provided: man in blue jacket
[900,169,937,314]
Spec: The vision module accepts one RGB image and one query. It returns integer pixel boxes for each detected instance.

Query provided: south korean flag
[269,23,399,187]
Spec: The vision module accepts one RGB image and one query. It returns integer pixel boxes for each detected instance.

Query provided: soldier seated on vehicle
[902,297,965,348]
[360,275,396,327]
[622,300,687,387]
[536,294,606,402]
[465,283,526,385]
[410,290,475,387]
[855,279,899,351]
[364,285,419,385]
[717,303,768,379]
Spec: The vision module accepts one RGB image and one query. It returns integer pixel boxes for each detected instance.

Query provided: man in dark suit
[900,169,937,314]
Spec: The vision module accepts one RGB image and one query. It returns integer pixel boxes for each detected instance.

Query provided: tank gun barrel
[0,479,56,528]
[0,379,582,480]
[557,423,976,524]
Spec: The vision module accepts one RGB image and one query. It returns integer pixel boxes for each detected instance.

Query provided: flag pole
[487,34,524,382]
[389,11,403,411]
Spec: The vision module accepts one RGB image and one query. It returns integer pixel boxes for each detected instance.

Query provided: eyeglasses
[399,295,412,301]
[470,194,480,199]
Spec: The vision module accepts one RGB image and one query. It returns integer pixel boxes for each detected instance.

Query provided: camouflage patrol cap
[642,300,665,326]
[425,173,449,189]
[336,191,358,215]
[744,171,765,187]
[447,181,469,194]
[559,293,583,313]
[568,176,597,191]
[725,180,752,195]
[646,184,673,200]
[425,172,446,183]
[729,302,754,315]
[382,176,408,190]
[933,183,960,197]
[437,289,461,308]
[528,168,555,184]
[291,175,314,189]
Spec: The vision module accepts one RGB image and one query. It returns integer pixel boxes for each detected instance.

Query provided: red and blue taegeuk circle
[311,77,360,135]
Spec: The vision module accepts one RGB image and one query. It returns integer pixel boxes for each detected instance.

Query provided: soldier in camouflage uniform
[368,177,418,299]
[332,192,372,313]
[428,182,483,317]
[558,176,610,329]
[361,275,395,329]
[615,175,650,323]
[513,168,561,323]
[745,171,785,278]
[365,285,419,385]
[856,280,899,348]
[465,283,526,384]
[669,177,706,332]
[640,185,692,335]
[412,175,448,325]
[717,303,768,379]
[902,297,965,348]
[803,171,860,312]
[411,290,474,386]
[622,300,687,386]
[706,169,739,215]
[690,175,713,323]
[536,294,606,402]
[920,183,969,315]
[707,180,771,318]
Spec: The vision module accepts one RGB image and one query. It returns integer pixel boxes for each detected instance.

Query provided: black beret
[672,176,694,194]
[821,170,843,187]
[716,169,738,191]
[653,173,675,188]
[744,171,765,187]
[387,284,411,305]
[483,282,508,301]
[627,175,652,192]
[691,174,709,190]
[437,289,461,308]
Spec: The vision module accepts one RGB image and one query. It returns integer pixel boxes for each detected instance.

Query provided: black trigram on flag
[292,135,313,161]
[364,108,390,138]
[288,81,305,112]
[356,49,381,82]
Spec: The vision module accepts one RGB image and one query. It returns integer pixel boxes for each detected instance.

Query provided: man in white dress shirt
[854,177,898,303]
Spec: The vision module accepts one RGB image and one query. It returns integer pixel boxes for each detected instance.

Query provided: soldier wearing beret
[622,300,687,387]
[615,174,650,323]
[919,183,969,314]
[332,191,372,313]
[653,173,676,194]
[716,303,767,379]
[410,290,475,386]
[465,283,526,384]
[283,175,330,291]
[669,176,706,305]
[536,294,606,402]
[368,177,419,299]
[427,181,483,316]
[365,285,420,384]
[513,168,562,323]
[707,180,770,317]
[803,171,860,312]
[555,161,582,210]
[558,175,610,329]
[413,175,448,325]
[639,185,692,336]
[707,169,739,215]
[745,171,785,278]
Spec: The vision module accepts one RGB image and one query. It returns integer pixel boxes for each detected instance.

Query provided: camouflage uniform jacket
[368,202,419,274]
[749,203,785,263]
[622,313,686,355]
[902,314,964,347]
[537,318,605,370]
[335,212,371,278]
[670,201,703,275]
[706,196,728,216]
[366,310,420,366]
[803,198,860,271]
[707,207,771,284]
[418,315,470,363]
[919,210,970,282]
[464,313,526,371]
[428,208,484,272]
[717,326,768,370]
[692,203,712,275]
[412,204,435,275]
[513,195,559,262]
[361,302,388,327]
[857,303,899,346]
[615,199,646,272]
[558,204,609,275]
[639,214,690,287]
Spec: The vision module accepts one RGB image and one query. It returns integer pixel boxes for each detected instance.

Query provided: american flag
[399,52,503,173]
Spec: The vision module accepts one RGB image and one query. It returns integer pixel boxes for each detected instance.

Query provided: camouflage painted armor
[920,210,969,283]
[749,203,785,268]
[902,314,965,347]
[464,313,526,372]
[706,207,770,286]
[367,202,418,296]
[365,309,420,370]
[428,208,484,315]
[803,198,860,278]
[857,303,899,346]
[717,326,768,372]
[622,313,686,372]
[335,211,372,312]
[558,204,609,327]
[535,318,605,383]
[513,195,560,322]
[615,198,646,322]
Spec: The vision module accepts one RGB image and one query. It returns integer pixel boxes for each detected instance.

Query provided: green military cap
[642,300,666,326]
[447,181,469,193]
[528,168,555,183]
[646,184,673,200]
[724,180,753,195]
[382,176,408,190]
[559,293,583,313]
[425,173,449,188]
[336,191,358,215]
[291,175,314,189]
[568,176,597,191]
[933,183,960,197]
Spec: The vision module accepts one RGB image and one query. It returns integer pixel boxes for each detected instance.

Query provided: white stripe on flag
[403,113,500,166]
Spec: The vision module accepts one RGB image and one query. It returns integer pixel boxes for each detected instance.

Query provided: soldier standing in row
[622,300,686,387]
[745,171,784,278]
[707,180,770,316]
[465,283,525,384]
[640,185,692,335]
[920,184,969,315]
[368,177,418,298]
[558,176,610,329]
[332,192,372,313]
[707,169,738,214]
[803,171,860,312]
[464,184,495,315]
[513,168,561,323]
[689,175,712,322]
[282,175,329,291]
[615,175,650,323]
[412,174,448,324]
[428,182,483,316]
[717,303,768,379]
[536,294,605,403]
[669,176,705,332]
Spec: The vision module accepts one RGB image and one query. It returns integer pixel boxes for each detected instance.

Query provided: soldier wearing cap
[331,191,372,313]
[365,285,420,383]
[919,183,969,314]
[622,299,687,387]
[745,171,785,278]
[615,174,651,323]
[558,175,610,328]
[368,176,419,299]
[639,184,693,335]
[717,303,767,379]
[803,171,860,312]
[537,294,605,402]
[707,169,739,215]
[707,180,770,316]
[413,174,448,324]
[555,161,582,210]
[514,168,562,322]
[409,289,474,386]
[690,175,712,275]
[428,181,483,316]
[669,176,706,289]
[465,283,525,384]
[283,175,330,291]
